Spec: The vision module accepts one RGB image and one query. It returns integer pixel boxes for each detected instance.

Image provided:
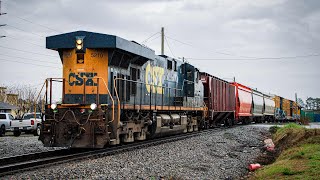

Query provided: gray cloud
[0,0,319,101]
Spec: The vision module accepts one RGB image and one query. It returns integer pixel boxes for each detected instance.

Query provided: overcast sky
[0,0,319,102]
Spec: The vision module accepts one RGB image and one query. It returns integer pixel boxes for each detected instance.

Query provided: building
[0,102,18,113]
[0,86,19,116]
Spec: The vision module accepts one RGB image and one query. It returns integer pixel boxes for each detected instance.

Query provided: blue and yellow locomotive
[41,31,206,148]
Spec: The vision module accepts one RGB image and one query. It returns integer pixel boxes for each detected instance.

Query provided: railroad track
[0,128,225,177]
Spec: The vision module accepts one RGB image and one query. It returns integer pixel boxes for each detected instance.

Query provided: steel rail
[0,128,226,177]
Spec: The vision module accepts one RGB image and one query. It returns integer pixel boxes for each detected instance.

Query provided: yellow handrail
[95,77,115,123]
[113,78,121,124]
[32,77,116,123]
[33,79,47,119]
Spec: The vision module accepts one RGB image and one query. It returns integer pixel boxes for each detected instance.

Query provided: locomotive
[40,31,300,148]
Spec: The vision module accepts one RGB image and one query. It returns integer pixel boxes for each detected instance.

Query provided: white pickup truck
[11,113,42,137]
[0,113,14,136]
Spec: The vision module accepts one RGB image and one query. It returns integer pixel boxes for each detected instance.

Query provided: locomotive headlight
[90,103,97,110]
[76,44,82,50]
[75,36,85,52]
[50,103,57,110]
[76,39,82,45]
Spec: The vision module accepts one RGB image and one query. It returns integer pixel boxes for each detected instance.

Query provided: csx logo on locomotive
[69,72,98,86]
[145,63,165,94]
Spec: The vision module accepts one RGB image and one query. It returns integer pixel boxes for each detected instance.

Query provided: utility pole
[161,27,164,55]
[233,77,236,82]
[0,1,6,39]
[0,1,6,16]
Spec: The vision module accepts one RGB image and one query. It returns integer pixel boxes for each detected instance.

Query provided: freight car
[273,95,300,122]
[263,94,276,122]
[200,73,235,127]
[39,30,299,148]
[230,82,252,124]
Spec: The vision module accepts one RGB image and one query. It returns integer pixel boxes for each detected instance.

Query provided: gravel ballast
[3,125,269,179]
[0,133,64,158]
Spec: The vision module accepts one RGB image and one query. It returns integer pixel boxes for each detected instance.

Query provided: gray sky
[0,0,319,102]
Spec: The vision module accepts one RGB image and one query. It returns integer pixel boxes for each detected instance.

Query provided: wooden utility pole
[0,1,6,16]
[161,27,164,55]
[0,1,6,38]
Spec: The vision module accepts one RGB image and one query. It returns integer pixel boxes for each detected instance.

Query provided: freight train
[39,31,300,148]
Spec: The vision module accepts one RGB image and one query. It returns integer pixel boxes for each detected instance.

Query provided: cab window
[173,60,177,71]
[167,60,172,70]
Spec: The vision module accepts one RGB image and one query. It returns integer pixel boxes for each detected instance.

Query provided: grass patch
[251,125,320,180]
[252,143,320,179]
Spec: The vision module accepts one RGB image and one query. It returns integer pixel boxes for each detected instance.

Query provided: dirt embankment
[250,124,320,179]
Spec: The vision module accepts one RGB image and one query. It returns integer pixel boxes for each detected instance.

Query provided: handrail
[33,77,115,123]
[49,77,115,123]
[113,78,185,114]
[94,77,115,123]
[33,79,47,119]
[113,78,121,124]
[114,78,184,92]
[36,76,200,124]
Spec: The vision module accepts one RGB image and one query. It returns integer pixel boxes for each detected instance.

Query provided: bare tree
[297,98,305,108]
[6,85,39,118]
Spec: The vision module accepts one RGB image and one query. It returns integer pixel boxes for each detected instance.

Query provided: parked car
[0,113,14,136]
[11,112,42,137]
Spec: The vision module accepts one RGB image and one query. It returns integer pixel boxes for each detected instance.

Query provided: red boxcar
[230,82,252,124]
[201,73,235,126]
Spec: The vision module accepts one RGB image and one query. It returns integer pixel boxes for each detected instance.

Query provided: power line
[166,36,193,46]
[0,45,58,57]
[166,33,320,61]
[4,35,44,48]
[0,25,48,50]
[0,58,61,68]
[165,34,240,57]
[164,35,175,58]
[1,0,61,33]
[9,14,62,33]
[146,34,161,44]
[186,54,320,61]
[6,24,45,38]
[141,31,160,44]
[0,53,60,64]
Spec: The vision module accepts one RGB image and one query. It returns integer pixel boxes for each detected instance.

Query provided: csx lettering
[69,72,98,86]
[145,63,164,94]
